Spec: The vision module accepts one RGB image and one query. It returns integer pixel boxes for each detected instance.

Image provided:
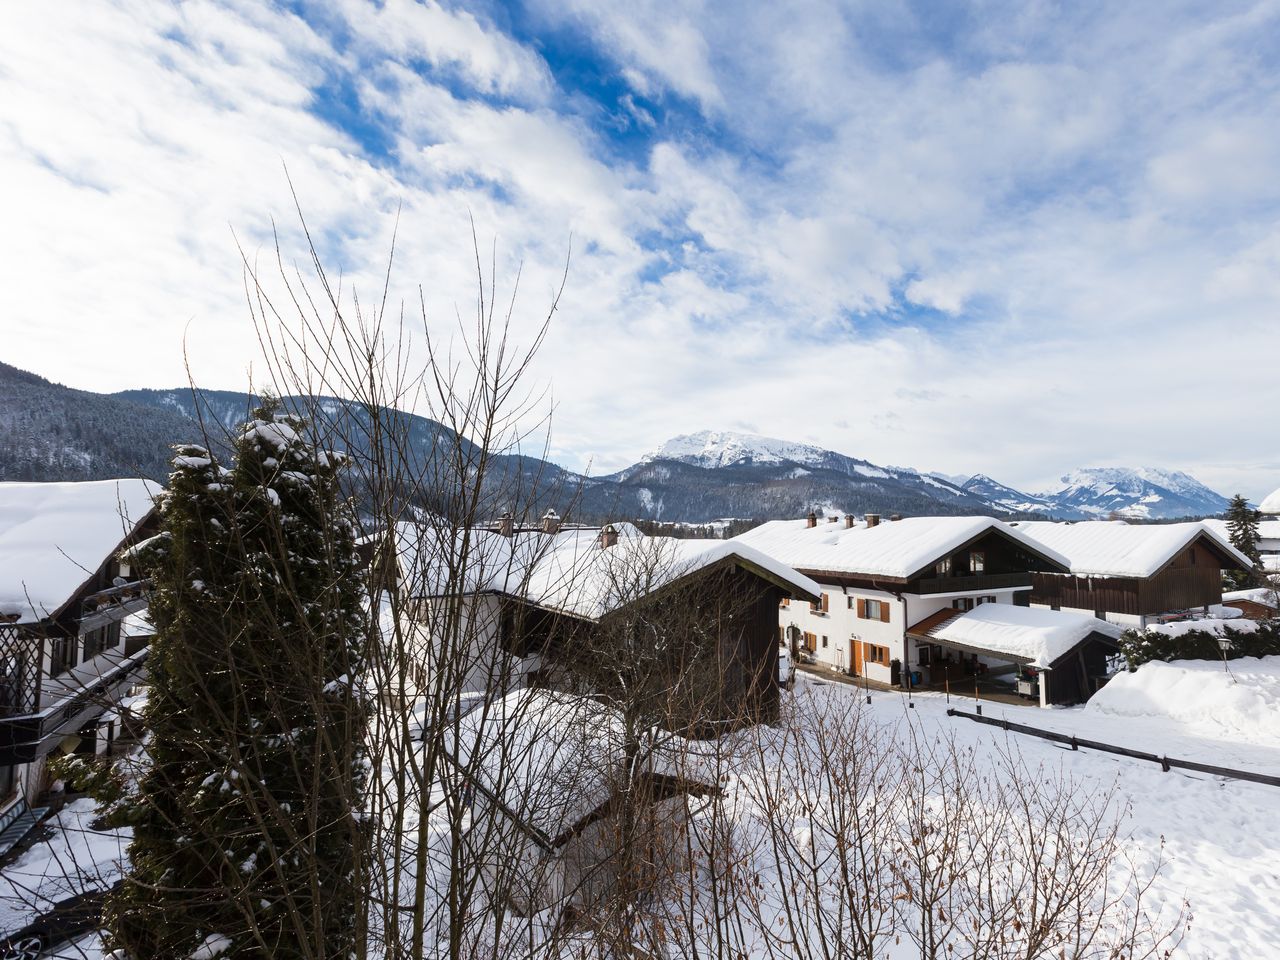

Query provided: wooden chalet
[393,516,820,733]
[0,480,158,848]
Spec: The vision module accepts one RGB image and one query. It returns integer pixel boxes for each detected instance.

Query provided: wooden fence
[946,708,1280,789]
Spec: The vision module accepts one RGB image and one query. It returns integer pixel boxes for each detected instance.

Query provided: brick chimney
[844,515,856,528]
[806,510,818,528]
[598,523,618,549]
[496,511,515,537]
[541,509,561,534]
[865,513,880,528]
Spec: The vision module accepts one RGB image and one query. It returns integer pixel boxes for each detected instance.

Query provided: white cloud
[2,1,1280,500]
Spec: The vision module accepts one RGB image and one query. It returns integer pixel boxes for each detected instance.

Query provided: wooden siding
[1031,546,1224,616]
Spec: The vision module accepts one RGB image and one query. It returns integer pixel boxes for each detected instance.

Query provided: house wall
[780,583,1027,686]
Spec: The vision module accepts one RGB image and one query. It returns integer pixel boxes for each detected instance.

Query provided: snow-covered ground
[5,661,1279,958]
[788,665,1280,959]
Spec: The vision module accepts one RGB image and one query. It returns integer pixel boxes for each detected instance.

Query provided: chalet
[447,687,716,916]
[0,480,157,852]
[906,603,1122,706]
[1218,588,1279,621]
[732,513,1071,689]
[1009,520,1252,628]
[391,513,820,731]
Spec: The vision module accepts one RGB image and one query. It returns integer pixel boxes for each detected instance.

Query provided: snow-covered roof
[1259,486,1280,515]
[395,520,821,620]
[1203,517,1280,542]
[1221,588,1280,609]
[731,516,1069,580]
[931,604,1121,668]
[448,688,701,848]
[0,480,159,621]
[1008,520,1252,578]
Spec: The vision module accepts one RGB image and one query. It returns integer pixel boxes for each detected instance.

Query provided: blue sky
[2,1,1280,497]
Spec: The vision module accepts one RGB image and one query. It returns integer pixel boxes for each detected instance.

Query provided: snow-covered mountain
[1,365,1234,524]
[1040,466,1231,520]
[626,431,1231,522]
[961,474,1058,515]
[647,431,834,470]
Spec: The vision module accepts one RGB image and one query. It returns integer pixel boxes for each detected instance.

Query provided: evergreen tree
[100,402,368,958]
[1224,493,1262,589]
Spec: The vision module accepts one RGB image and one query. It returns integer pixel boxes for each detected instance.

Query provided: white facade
[779,582,1028,686]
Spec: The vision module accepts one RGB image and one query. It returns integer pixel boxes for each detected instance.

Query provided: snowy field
[4,659,1278,958]
[787,662,1280,959]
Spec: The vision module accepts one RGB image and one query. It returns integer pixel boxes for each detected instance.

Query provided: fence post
[1161,756,1170,773]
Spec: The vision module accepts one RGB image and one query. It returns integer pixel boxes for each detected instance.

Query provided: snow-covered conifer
[99,400,369,958]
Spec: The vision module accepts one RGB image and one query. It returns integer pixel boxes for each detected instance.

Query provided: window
[935,556,952,577]
[780,597,790,608]
[864,643,890,666]
[822,635,829,648]
[975,595,997,606]
[847,596,854,610]
[82,621,120,661]
[970,551,985,574]
[917,644,932,666]
[953,597,975,611]
[866,599,883,620]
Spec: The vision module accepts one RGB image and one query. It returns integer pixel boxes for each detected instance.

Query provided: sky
[2,1,1279,498]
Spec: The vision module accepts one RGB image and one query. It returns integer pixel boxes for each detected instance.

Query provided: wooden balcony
[911,572,1033,595]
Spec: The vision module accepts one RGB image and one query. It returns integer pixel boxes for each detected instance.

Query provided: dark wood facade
[1030,537,1234,618]
[500,558,801,734]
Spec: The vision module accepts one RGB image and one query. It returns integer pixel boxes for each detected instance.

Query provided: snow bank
[1086,656,1280,744]
[1144,618,1259,638]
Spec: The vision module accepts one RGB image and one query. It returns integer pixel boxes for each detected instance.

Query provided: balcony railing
[912,572,1033,595]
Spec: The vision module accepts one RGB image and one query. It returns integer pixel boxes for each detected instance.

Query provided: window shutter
[821,592,829,613]
[857,598,866,619]
[880,602,891,623]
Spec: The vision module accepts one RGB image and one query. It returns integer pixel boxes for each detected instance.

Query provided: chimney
[806,510,818,528]
[889,514,902,522]
[598,523,618,549]
[541,509,561,534]
[496,511,515,537]
[844,515,856,528]
[865,513,880,528]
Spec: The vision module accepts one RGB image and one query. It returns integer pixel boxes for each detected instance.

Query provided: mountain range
[0,363,1233,522]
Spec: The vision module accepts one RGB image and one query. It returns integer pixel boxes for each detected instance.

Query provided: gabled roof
[731,516,1069,581]
[394,520,821,620]
[1008,520,1252,578]
[0,480,159,622]
[913,603,1121,668]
